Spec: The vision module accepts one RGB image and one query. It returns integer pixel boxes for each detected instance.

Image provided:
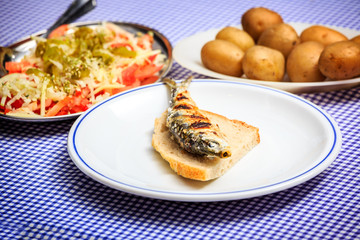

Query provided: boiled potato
[318,40,360,80]
[351,35,360,45]
[215,26,255,51]
[287,41,325,82]
[241,7,283,41]
[242,45,285,81]
[257,23,300,58]
[300,25,348,46]
[201,40,244,77]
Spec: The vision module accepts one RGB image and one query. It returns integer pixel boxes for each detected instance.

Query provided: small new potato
[242,45,285,81]
[201,40,244,77]
[351,35,360,45]
[318,40,360,80]
[287,41,325,82]
[216,26,255,51]
[300,25,348,46]
[258,23,300,58]
[241,7,283,41]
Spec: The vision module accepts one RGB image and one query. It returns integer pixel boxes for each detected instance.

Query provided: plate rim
[67,79,342,202]
[173,22,360,93]
[1,20,173,122]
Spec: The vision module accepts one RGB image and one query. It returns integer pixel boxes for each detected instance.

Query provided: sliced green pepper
[111,46,137,58]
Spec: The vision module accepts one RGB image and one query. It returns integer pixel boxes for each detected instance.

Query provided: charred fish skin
[163,77,231,158]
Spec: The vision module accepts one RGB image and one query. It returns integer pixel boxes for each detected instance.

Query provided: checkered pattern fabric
[1,0,359,239]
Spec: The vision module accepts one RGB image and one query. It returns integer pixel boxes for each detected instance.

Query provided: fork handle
[44,0,97,38]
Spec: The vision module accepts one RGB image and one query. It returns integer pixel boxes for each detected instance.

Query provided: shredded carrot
[45,97,71,117]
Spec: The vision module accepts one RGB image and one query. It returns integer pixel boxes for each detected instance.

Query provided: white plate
[173,22,360,93]
[67,80,342,202]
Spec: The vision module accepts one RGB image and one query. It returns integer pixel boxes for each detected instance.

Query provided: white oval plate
[173,22,360,93]
[67,80,342,202]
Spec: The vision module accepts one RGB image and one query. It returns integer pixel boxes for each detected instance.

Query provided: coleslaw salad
[0,22,166,117]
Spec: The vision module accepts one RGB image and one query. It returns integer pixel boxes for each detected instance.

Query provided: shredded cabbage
[0,22,165,117]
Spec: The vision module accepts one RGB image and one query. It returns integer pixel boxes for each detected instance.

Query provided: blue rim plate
[67,79,342,202]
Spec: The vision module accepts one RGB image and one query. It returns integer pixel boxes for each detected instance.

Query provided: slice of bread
[152,110,260,181]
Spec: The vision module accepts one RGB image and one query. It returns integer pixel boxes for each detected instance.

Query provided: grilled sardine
[163,77,231,158]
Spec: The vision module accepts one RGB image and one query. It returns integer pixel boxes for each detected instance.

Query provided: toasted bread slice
[152,110,260,181]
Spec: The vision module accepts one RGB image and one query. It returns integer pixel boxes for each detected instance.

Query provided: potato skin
[286,41,325,82]
[318,41,360,80]
[201,40,244,77]
[351,35,360,45]
[241,7,283,41]
[257,23,300,58]
[242,45,285,81]
[300,25,348,46]
[215,26,255,51]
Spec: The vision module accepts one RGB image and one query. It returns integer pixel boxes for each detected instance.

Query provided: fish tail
[162,77,177,89]
[163,76,193,91]
[181,76,193,89]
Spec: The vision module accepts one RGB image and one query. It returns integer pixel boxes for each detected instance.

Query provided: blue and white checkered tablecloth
[1,0,359,239]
